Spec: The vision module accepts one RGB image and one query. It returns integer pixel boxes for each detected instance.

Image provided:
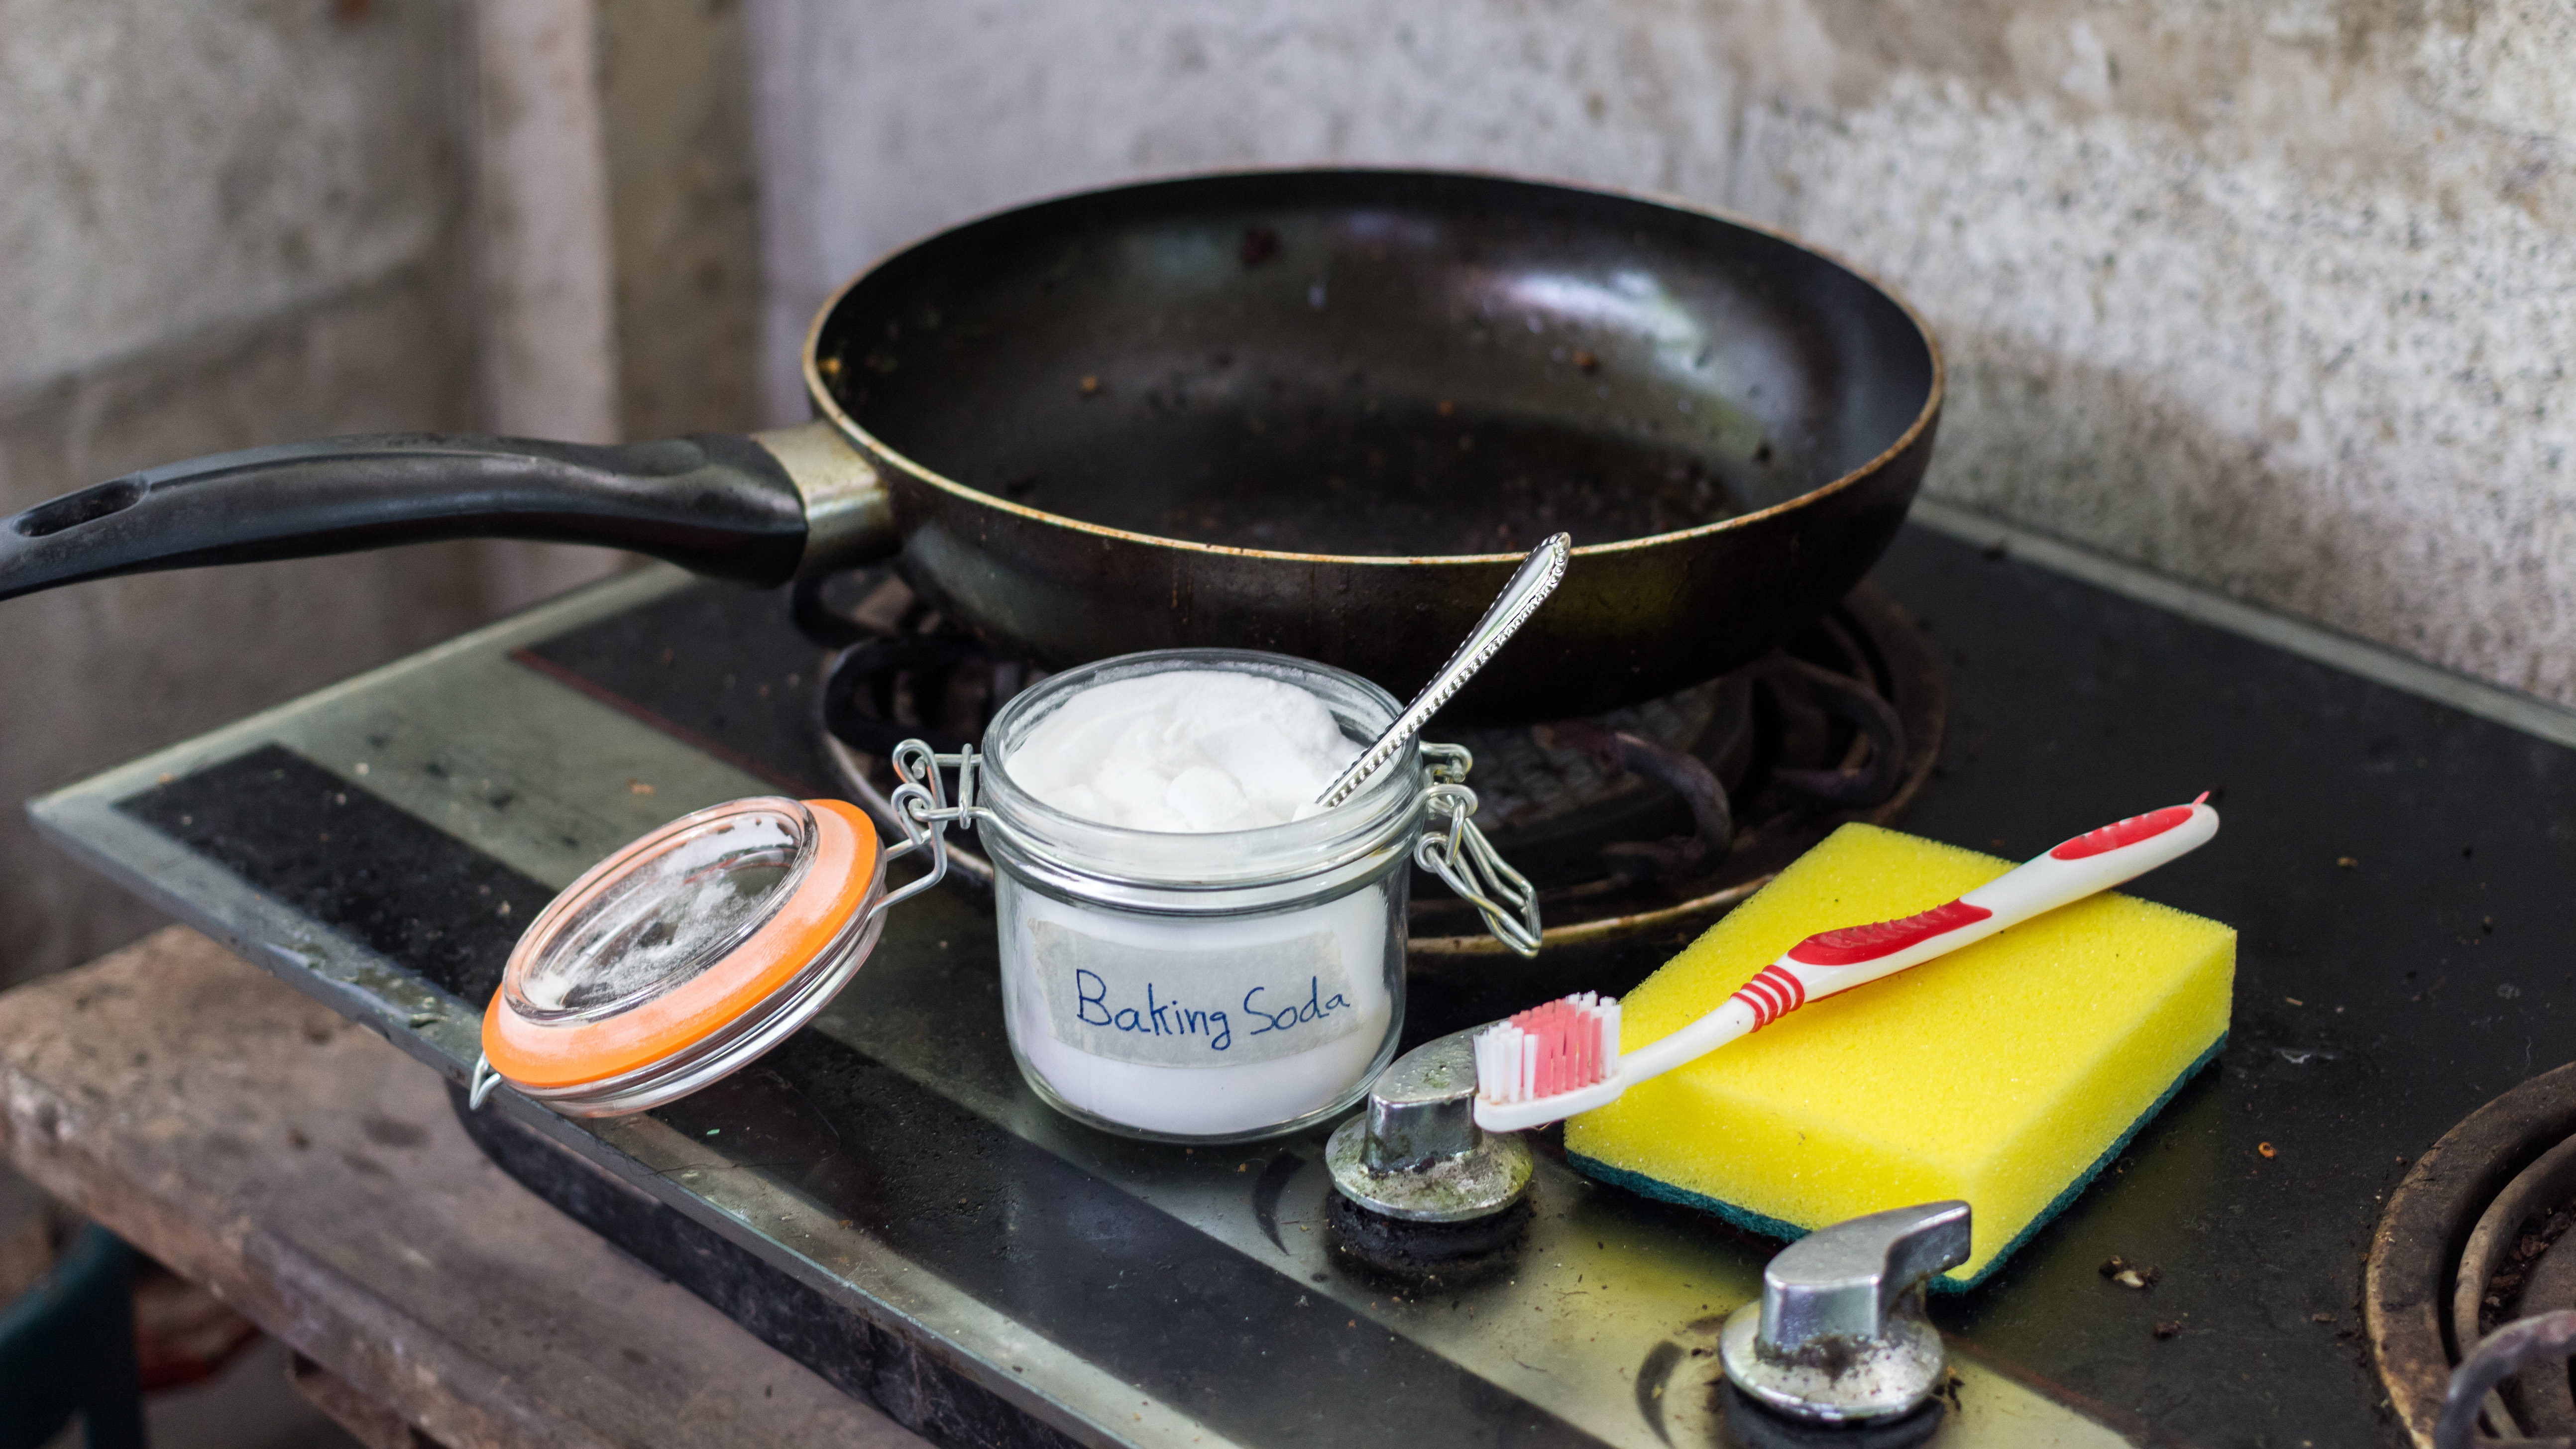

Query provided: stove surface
[33,524,2576,1449]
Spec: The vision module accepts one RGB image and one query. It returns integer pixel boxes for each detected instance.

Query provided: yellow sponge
[1565,822,2233,1287]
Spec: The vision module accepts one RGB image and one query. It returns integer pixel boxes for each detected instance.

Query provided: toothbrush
[1472,795,2221,1132]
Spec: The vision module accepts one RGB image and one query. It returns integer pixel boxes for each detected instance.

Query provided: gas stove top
[32,516,2576,1448]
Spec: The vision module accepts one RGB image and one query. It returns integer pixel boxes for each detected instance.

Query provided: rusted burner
[1716,1384,1944,1449]
[1533,718,1734,879]
[799,573,1035,760]
[804,572,1944,958]
[2368,1061,2576,1447]
[1322,1191,1533,1291]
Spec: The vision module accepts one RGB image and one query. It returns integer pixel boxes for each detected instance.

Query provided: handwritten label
[1028,920,1359,1067]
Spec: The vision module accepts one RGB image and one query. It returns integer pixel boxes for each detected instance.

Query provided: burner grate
[799,571,1944,965]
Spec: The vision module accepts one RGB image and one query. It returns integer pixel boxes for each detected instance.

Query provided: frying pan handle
[0,424,897,603]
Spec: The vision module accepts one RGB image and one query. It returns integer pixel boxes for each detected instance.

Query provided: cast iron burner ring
[2369,1059,2576,1446]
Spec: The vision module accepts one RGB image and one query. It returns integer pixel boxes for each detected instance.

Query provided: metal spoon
[1313,533,1574,810]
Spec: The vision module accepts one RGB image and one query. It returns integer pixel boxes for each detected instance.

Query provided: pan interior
[817,172,1934,557]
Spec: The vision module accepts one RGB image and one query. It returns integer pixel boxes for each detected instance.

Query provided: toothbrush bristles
[1474,992,1620,1104]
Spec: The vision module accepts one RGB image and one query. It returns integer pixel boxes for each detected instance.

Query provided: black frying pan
[0,170,1940,723]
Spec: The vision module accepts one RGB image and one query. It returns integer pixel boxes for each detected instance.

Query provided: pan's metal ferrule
[754,420,898,577]
[1326,1028,1533,1222]
[1315,534,1572,810]
[1720,1200,1971,1424]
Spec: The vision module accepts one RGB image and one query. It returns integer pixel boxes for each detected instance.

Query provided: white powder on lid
[1006,669,1361,833]
[515,815,799,1013]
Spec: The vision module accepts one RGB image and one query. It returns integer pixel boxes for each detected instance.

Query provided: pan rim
[798,163,1944,567]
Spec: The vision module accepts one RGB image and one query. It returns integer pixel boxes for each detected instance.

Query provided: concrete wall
[1726,0,2576,704]
[0,1,766,987]
[598,0,769,441]
[748,0,2576,704]
[0,1,497,986]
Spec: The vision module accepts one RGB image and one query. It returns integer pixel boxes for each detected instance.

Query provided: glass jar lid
[480,796,887,1115]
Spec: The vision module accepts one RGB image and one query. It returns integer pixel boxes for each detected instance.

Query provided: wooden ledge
[0,926,923,1449]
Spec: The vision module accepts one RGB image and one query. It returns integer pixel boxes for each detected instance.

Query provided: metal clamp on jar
[462,647,1540,1139]
[468,795,908,1116]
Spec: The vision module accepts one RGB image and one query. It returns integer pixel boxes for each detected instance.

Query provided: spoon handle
[1315,533,1574,809]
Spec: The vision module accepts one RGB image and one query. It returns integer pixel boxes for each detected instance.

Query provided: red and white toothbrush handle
[1616,796,2221,1081]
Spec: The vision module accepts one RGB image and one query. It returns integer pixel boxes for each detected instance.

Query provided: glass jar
[909,648,1536,1144]
[468,647,1539,1136]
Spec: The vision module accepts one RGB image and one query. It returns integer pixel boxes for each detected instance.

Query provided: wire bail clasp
[468,1053,502,1110]
[876,738,981,918]
[1415,743,1542,958]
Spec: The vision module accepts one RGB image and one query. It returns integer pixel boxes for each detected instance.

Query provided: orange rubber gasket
[483,798,881,1090]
